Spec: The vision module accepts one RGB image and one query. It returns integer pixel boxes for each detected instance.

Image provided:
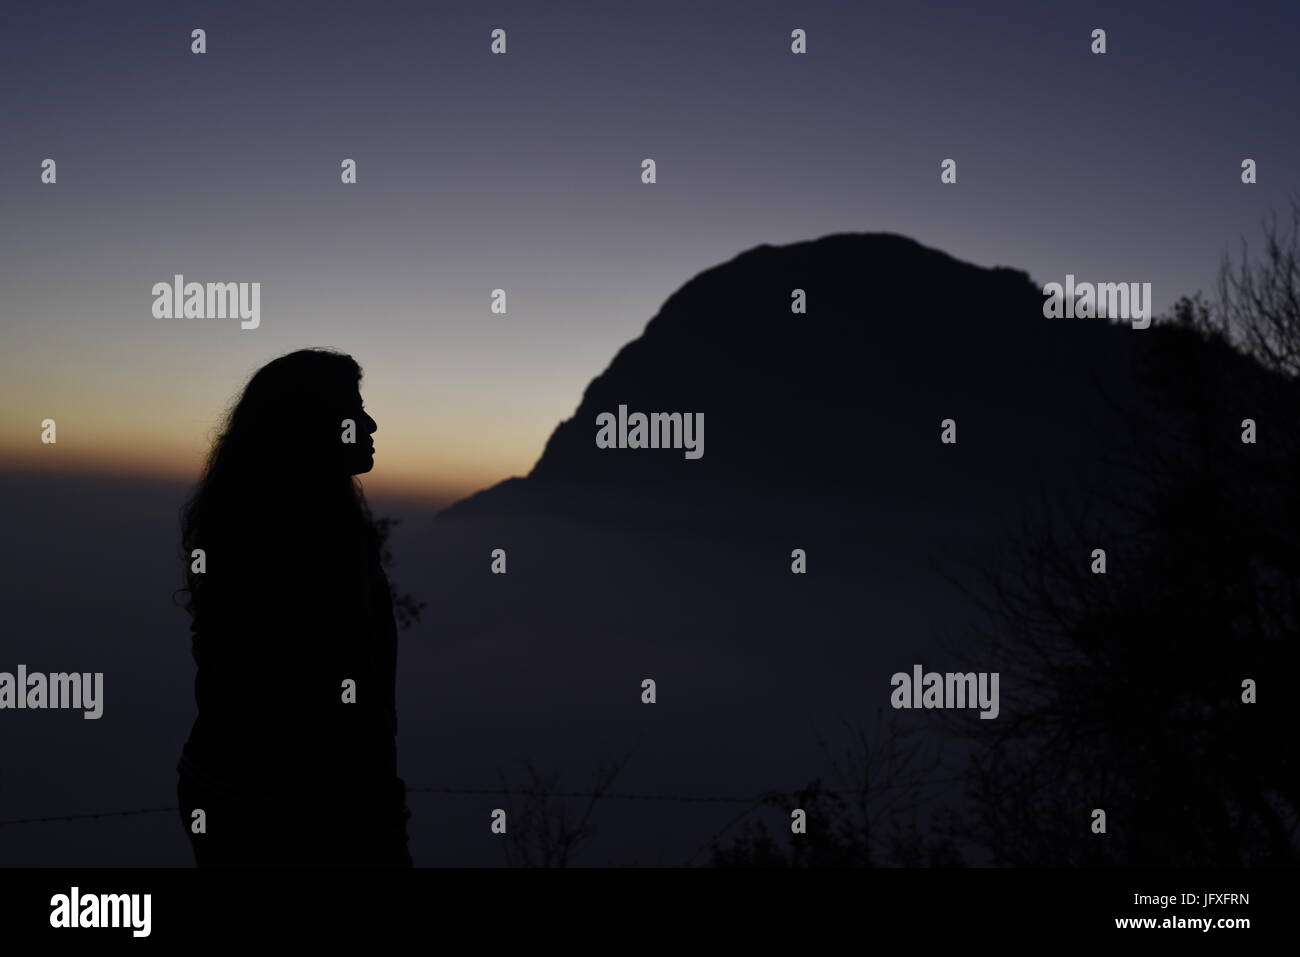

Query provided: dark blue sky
[2,0,1297,500]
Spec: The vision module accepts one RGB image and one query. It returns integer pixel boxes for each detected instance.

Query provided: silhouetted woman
[176,349,412,867]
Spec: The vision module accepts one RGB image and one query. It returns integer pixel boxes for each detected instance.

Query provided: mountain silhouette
[438,233,1159,540]
[406,232,1294,867]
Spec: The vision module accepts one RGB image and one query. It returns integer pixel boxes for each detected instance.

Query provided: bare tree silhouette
[935,218,1300,864]
[708,713,962,867]
[495,751,634,867]
[373,515,426,632]
[1215,195,1300,378]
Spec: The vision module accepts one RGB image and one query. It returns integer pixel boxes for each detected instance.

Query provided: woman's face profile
[338,386,378,475]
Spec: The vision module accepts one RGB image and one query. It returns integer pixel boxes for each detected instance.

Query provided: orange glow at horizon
[0,354,570,508]
[0,426,537,508]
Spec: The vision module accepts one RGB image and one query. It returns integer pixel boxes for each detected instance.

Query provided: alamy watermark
[595,404,704,459]
[1042,274,1151,329]
[152,274,260,329]
[0,665,103,719]
[890,664,999,719]
[50,887,150,937]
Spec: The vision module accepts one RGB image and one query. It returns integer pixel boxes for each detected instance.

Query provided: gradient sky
[2,0,1296,503]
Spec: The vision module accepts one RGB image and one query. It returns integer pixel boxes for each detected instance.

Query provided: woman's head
[215,349,378,477]
[178,349,380,616]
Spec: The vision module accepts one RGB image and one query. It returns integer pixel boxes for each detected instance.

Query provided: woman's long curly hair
[177,349,379,620]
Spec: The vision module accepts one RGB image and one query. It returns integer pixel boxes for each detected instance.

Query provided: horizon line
[0,452,485,513]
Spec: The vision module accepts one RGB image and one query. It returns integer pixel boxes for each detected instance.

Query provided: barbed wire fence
[0,773,966,867]
[1,714,969,865]
[0,787,743,870]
